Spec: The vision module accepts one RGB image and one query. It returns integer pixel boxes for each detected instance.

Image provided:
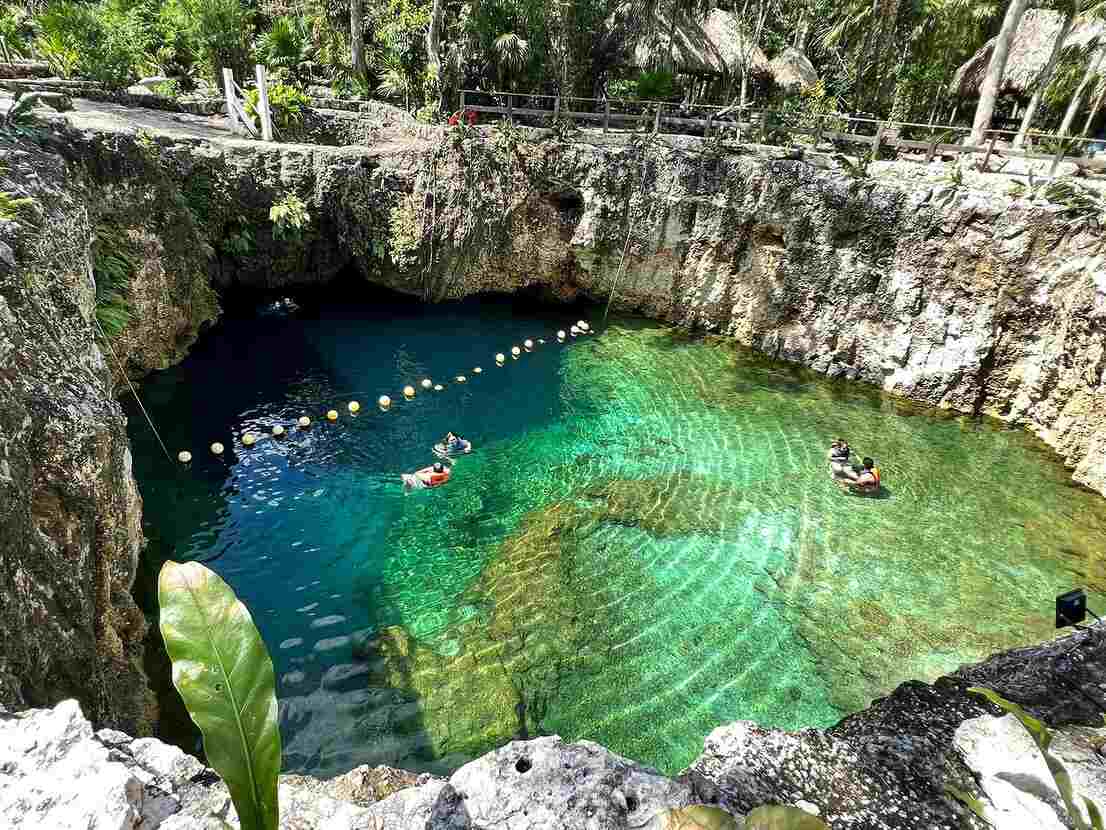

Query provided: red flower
[466,110,477,126]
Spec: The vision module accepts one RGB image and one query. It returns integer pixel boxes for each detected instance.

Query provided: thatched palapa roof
[628,8,771,77]
[769,46,820,91]
[951,8,1106,98]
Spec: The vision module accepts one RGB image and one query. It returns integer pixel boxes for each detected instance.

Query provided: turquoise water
[127,290,1106,778]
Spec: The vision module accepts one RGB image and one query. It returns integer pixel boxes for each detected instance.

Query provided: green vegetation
[35,1,145,87]
[269,193,310,240]
[245,82,309,131]
[968,687,1104,830]
[159,560,281,830]
[91,224,136,338]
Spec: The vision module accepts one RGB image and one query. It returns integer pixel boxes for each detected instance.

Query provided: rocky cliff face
[3,629,1104,829]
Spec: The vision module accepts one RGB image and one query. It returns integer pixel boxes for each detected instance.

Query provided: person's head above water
[862,457,874,469]
[433,462,444,472]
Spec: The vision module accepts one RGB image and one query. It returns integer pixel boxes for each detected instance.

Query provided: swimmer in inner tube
[434,431,472,457]
[402,458,453,490]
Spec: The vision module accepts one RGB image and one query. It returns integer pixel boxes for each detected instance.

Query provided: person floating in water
[828,438,857,481]
[402,458,453,491]
[843,457,881,494]
[435,431,472,457]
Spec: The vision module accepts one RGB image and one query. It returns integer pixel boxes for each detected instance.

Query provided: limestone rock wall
[0,136,152,732]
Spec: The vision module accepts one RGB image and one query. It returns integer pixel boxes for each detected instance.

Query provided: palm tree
[1058,42,1106,136]
[351,0,367,81]
[1014,2,1076,147]
[969,0,1030,144]
[494,32,529,91]
[426,0,444,109]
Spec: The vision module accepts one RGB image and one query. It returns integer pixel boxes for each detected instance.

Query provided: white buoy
[403,385,416,399]
[178,450,192,463]
[327,410,338,421]
[298,416,311,428]
[570,325,580,337]
[348,401,360,413]
[434,384,444,391]
[378,395,392,411]
[577,320,589,331]
[456,375,467,383]
[421,379,433,390]
[210,442,224,455]
[524,339,534,351]
[272,425,285,437]
[538,339,546,345]
[496,353,506,365]
[511,346,521,359]
[473,367,482,374]
[242,432,256,447]
[557,330,566,341]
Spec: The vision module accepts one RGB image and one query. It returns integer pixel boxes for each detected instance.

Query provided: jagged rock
[954,713,1106,829]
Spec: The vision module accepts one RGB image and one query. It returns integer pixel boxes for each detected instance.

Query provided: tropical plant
[176,0,253,84]
[269,193,311,239]
[637,69,676,100]
[245,82,309,131]
[0,188,34,221]
[159,560,281,830]
[91,225,135,339]
[35,1,146,88]
[256,16,315,85]
[968,687,1105,830]
[0,3,35,58]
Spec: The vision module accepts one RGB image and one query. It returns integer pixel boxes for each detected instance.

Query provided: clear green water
[127,291,1106,778]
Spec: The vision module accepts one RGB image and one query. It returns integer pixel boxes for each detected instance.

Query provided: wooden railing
[459,90,1106,176]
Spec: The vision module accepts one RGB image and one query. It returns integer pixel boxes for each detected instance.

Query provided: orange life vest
[428,469,451,486]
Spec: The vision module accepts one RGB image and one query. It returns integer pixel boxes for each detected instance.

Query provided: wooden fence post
[811,120,822,148]
[654,103,663,133]
[222,68,243,136]
[871,122,884,157]
[1049,141,1067,177]
[460,90,466,112]
[604,99,610,133]
[979,132,997,172]
[255,64,274,142]
[507,93,513,125]
[553,96,560,125]
[925,138,938,163]
[704,111,712,139]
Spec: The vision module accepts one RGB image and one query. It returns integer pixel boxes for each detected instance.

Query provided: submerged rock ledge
[2,630,1104,829]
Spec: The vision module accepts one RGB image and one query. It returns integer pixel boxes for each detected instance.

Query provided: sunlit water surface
[127,291,1106,777]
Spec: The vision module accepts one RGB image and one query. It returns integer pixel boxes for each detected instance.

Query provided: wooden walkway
[460,90,1106,176]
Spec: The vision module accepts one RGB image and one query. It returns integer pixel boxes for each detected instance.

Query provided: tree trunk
[854,0,881,111]
[1059,46,1105,137]
[1014,11,1073,148]
[969,0,1029,145]
[870,0,901,114]
[666,0,679,73]
[1082,79,1106,135]
[426,0,443,100]
[794,3,811,51]
[350,0,366,81]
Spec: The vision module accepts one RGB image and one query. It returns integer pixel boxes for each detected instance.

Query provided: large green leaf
[745,805,830,829]
[159,561,281,830]
[647,805,741,829]
[969,687,1089,830]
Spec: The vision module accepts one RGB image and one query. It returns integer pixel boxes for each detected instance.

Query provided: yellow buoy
[403,385,416,399]
[456,375,467,383]
[524,339,534,351]
[511,346,521,359]
[378,395,392,411]
[178,450,192,463]
[421,379,433,390]
[496,353,506,365]
[298,416,311,428]
[434,384,444,391]
[473,367,482,374]
[327,410,338,421]
[272,425,285,437]
[557,330,566,341]
[210,442,224,455]
[242,432,256,447]
[348,401,360,414]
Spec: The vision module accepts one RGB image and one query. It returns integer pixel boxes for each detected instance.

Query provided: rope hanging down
[91,311,174,464]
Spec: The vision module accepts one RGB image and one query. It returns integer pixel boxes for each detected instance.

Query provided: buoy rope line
[91,313,174,464]
[171,319,597,464]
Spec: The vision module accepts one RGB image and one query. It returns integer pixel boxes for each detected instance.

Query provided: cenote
[127,286,1106,779]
